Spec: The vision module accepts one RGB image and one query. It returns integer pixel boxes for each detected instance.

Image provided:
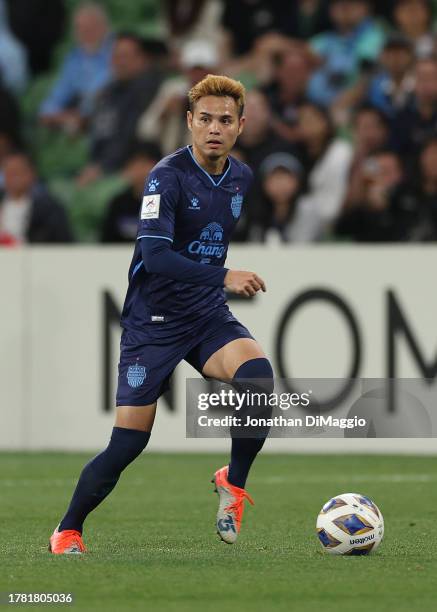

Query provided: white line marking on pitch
[0,478,76,487]
[257,474,436,484]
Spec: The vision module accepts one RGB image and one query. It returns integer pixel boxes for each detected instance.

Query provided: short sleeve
[136,167,180,241]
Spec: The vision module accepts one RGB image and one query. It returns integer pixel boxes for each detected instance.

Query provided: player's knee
[232,358,274,434]
[233,357,274,395]
[105,427,151,468]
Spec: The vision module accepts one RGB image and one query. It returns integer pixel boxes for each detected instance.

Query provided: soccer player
[49,75,274,554]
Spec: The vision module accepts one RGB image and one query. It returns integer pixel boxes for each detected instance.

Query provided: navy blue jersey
[120,146,253,338]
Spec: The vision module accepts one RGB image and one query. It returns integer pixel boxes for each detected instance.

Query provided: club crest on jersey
[189,196,200,210]
[230,193,243,218]
[127,364,146,388]
[148,178,159,192]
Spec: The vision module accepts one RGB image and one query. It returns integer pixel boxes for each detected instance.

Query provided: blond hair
[188,74,246,117]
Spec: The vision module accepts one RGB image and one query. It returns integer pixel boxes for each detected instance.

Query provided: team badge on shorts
[127,364,147,388]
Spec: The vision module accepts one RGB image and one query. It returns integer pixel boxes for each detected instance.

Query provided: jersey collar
[186,145,231,187]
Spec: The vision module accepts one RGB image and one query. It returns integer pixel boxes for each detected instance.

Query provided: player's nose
[209,121,221,134]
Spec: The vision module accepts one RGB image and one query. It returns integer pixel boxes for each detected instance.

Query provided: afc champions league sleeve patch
[141,194,161,219]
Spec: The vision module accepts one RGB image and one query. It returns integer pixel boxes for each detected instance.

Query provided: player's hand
[224,270,266,297]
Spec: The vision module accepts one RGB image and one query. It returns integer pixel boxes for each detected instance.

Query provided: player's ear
[187,110,193,131]
[238,115,245,136]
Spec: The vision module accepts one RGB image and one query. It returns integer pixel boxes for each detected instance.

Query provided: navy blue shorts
[116,311,253,406]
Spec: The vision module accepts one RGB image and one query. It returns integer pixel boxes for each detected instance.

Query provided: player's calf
[228,357,274,489]
[50,426,150,550]
[213,358,273,543]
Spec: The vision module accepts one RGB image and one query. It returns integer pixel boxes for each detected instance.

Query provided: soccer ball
[316,493,384,555]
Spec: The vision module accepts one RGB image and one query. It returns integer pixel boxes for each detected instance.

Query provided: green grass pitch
[1,453,436,611]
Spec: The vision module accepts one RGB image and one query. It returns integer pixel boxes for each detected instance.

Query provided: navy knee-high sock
[59,427,150,533]
[228,437,266,490]
[228,358,274,489]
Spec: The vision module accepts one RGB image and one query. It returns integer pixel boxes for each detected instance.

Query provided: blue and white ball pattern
[316,493,384,555]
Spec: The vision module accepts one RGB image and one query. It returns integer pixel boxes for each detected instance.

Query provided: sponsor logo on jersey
[127,364,146,388]
[231,192,243,218]
[187,222,225,263]
[141,194,160,219]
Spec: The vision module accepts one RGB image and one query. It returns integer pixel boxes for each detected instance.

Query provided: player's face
[187,96,245,161]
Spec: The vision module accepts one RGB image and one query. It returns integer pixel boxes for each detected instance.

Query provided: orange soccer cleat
[49,526,86,554]
[212,466,254,544]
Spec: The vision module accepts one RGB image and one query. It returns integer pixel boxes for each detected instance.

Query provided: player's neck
[191,144,228,175]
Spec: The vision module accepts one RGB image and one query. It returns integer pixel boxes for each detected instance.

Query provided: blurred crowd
[2,0,437,245]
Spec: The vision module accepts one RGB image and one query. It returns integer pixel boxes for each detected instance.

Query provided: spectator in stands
[238,89,296,175]
[392,56,437,160]
[0,81,21,183]
[247,152,304,243]
[0,84,21,151]
[345,105,391,208]
[393,0,434,58]
[335,150,404,241]
[77,33,165,186]
[221,3,326,84]
[0,0,28,94]
[231,90,297,242]
[263,45,313,142]
[0,152,73,244]
[101,142,162,243]
[327,32,414,126]
[353,105,391,155]
[0,133,18,190]
[163,0,223,50]
[289,103,353,241]
[137,39,218,155]
[5,0,66,76]
[308,0,385,107]
[367,35,415,118]
[384,138,437,240]
[281,0,332,40]
[221,0,285,57]
[40,2,113,132]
